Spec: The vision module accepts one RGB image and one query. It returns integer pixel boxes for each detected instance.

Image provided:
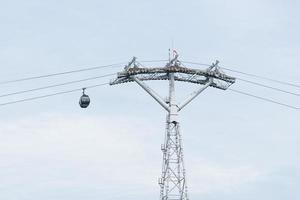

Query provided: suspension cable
[229,88,300,111]
[181,60,300,89]
[0,62,125,85]
[0,73,116,98]
[0,59,169,86]
[237,78,300,97]
[223,67,300,88]
[0,83,109,107]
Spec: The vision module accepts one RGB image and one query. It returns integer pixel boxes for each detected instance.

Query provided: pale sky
[0,0,300,200]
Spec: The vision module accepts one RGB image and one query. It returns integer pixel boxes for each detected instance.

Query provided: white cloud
[0,113,160,199]
[0,113,265,199]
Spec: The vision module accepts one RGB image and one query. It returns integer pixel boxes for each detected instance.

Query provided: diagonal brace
[177,78,213,111]
[132,76,170,112]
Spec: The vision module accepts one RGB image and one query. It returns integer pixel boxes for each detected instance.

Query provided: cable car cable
[0,59,168,86]
[237,78,300,97]
[182,60,300,89]
[179,60,300,97]
[229,88,300,111]
[0,81,299,111]
[0,83,109,107]
[0,62,125,85]
[0,59,299,110]
[0,73,116,98]
[222,67,300,89]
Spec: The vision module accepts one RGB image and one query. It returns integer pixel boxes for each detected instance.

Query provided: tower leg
[159,115,189,200]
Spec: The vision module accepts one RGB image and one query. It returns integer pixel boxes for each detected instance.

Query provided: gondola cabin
[79,88,90,108]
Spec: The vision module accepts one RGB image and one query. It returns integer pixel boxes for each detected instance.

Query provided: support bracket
[132,76,170,112]
[177,78,213,111]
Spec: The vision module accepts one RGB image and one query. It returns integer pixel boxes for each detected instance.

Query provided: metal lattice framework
[110,53,236,200]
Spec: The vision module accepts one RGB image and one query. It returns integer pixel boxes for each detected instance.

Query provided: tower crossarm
[110,61,236,90]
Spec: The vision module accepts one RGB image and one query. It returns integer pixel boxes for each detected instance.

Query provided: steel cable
[0,73,116,98]
[0,83,109,107]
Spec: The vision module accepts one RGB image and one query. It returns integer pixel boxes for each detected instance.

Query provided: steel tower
[110,52,236,200]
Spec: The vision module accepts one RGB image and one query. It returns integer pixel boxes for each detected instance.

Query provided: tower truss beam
[177,78,213,111]
[132,76,170,112]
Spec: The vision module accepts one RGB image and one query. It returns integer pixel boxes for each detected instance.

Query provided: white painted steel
[177,79,213,111]
[110,55,235,200]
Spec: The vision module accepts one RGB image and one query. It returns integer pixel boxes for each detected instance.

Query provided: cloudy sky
[0,0,300,199]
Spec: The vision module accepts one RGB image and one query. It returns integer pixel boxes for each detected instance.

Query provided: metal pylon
[159,119,188,200]
[110,52,236,200]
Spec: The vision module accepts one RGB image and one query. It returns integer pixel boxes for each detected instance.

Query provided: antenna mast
[110,52,236,200]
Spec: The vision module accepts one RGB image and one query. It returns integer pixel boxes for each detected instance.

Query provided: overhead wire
[229,88,300,111]
[181,60,300,89]
[0,59,299,111]
[182,60,300,97]
[237,78,300,97]
[0,83,109,107]
[222,67,300,89]
[0,59,170,106]
[0,73,116,98]
[0,62,126,85]
[0,59,168,86]
[181,60,300,110]
[1,81,298,110]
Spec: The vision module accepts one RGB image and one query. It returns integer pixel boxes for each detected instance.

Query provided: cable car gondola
[79,88,90,108]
